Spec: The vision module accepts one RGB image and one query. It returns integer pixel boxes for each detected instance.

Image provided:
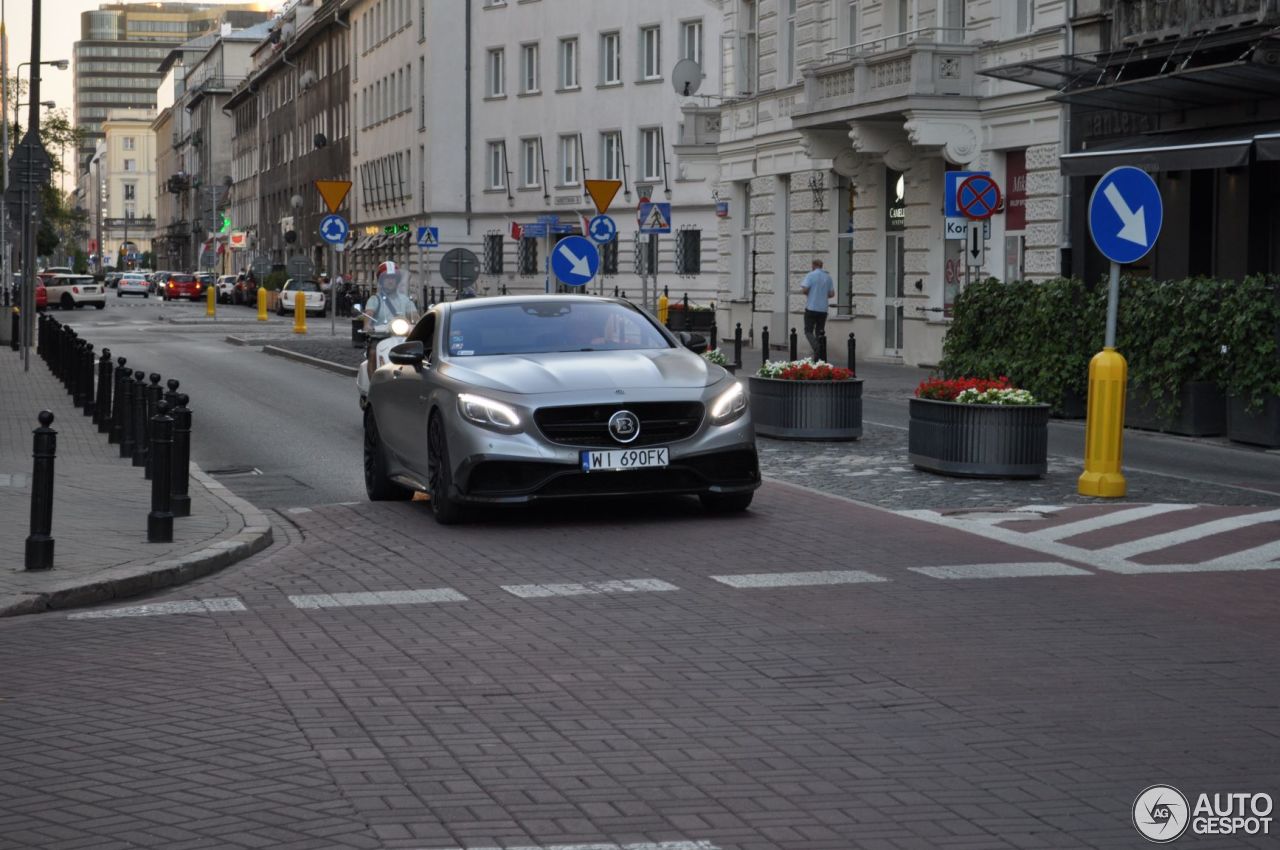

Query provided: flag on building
[508,220,523,241]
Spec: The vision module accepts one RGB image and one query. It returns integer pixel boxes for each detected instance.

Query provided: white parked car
[45,274,106,310]
[215,275,237,304]
[117,273,150,297]
[276,279,327,316]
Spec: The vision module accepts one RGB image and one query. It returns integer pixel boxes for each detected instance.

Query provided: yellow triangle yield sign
[584,179,622,215]
[315,179,352,213]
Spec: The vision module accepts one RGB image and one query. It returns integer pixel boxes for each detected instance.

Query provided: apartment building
[88,109,158,270]
[715,0,1065,367]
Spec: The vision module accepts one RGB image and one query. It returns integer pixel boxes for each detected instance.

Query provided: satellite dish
[299,69,317,90]
[671,59,702,97]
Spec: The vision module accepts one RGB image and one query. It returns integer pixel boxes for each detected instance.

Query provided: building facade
[73,2,269,173]
[90,109,158,270]
[715,0,1065,367]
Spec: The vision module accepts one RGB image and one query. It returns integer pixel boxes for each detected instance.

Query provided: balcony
[795,29,977,127]
[1114,0,1280,47]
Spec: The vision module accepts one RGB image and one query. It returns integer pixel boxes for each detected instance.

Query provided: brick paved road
[2,482,1276,849]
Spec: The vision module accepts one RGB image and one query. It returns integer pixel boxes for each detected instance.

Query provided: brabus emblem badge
[607,410,640,444]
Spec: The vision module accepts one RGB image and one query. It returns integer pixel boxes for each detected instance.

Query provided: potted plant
[703,347,736,375]
[909,376,1049,478]
[666,300,715,333]
[748,359,862,440]
[1220,276,1280,447]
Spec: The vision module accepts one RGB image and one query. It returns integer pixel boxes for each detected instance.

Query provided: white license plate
[580,447,669,472]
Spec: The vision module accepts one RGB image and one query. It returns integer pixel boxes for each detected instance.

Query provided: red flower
[914,375,1012,401]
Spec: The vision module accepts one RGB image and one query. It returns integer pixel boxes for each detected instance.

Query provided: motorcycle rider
[360,261,421,385]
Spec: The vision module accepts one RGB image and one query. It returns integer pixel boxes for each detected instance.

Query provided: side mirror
[388,340,425,367]
[678,331,709,354]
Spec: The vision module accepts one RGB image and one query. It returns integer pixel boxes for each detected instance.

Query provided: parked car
[117,273,150,297]
[35,280,47,311]
[160,272,204,301]
[276,279,327,316]
[215,275,238,304]
[104,272,122,290]
[195,273,216,298]
[362,295,759,522]
[45,274,106,310]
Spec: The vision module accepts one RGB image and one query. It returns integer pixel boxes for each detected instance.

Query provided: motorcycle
[355,262,419,408]
[355,311,414,408]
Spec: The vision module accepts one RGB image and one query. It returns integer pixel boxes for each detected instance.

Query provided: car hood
[441,349,717,394]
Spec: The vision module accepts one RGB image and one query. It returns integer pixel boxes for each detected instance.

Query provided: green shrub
[1217,276,1280,412]
[263,271,288,291]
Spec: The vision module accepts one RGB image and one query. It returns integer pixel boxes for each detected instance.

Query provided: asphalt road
[51,297,365,508]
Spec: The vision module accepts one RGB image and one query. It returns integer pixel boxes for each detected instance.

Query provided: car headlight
[709,381,748,425]
[457,393,521,432]
[389,317,411,336]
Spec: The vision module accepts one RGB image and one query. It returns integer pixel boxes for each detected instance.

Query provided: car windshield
[444,301,671,357]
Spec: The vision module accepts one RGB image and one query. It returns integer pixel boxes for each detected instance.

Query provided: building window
[123,183,136,201]
[738,1,757,94]
[675,227,701,275]
[680,20,702,65]
[418,0,425,41]
[635,233,659,275]
[639,127,662,180]
[600,131,622,181]
[942,0,966,42]
[600,31,621,85]
[520,42,540,93]
[487,141,505,189]
[782,0,797,85]
[521,138,540,188]
[1014,0,1032,34]
[640,26,661,80]
[122,136,136,151]
[487,48,504,96]
[123,158,136,172]
[419,57,426,128]
[841,1,860,49]
[559,134,579,186]
[483,232,504,274]
[558,37,578,89]
[518,236,538,275]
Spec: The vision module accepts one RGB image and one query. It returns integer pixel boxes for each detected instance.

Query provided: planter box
[908,398,1049,479]
[1227,394,1280,448]
[749,377,862,441]
[1126,381,1225,436]
[666,310,714,333]
[1053,386,1088,420]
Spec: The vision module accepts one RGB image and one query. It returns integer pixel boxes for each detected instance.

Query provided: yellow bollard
[206,282,216,317]
[256,286,268,322]
[292,287,307,334]
[1078,346,1128,498]
[657,290,669,325]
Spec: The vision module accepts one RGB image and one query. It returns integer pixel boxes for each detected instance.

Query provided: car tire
[427,412,465,524]
[116,292,122,298]
[699,492,754,514]
[363,408,411,502]
[94,303,105,310]
[276,303,285,317]
[60,293,74,310]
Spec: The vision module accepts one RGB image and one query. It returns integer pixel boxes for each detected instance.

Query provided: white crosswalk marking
[501,579,678,598]
[68,598,246,619]
[711,570,887,588]
[910,562,1092,580]
[1092,507,1280,560]
[1037,503,1197,541]
[1202,537,1280,568]
[288,589,467,609]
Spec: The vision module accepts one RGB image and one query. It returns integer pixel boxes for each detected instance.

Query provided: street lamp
[13,59,68,134]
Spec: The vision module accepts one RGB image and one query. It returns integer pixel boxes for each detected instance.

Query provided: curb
[0,464,274,618]
[261,345,359,377]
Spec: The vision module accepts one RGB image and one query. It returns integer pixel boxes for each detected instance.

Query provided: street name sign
[551,235,600,287]
[1088,166,1162,265]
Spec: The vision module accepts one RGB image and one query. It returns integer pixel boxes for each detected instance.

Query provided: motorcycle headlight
[457,393,521,432]
[390,317,411,337]
[709,381,748,425]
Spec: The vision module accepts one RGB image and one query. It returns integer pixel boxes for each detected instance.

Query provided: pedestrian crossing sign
[416,226,439,249]
[638,202,672,234]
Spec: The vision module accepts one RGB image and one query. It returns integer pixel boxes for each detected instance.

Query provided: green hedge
[939,276,1280,417]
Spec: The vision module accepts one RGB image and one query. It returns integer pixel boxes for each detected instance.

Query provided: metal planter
[1126,381,1226,437]
[1227,394,1280,448]
[908,398,1049,478]
[748,377,862,441]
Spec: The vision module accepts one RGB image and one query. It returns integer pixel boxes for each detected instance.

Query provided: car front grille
[534,401,704,447]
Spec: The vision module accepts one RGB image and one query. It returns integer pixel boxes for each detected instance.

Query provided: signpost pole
[1104,261,1119,349]
[329,247,336,336]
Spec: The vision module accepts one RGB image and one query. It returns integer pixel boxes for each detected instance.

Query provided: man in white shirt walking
[800,259,835,358]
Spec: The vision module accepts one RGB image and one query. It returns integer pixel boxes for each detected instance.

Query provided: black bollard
[131,371,148,468]
[682,292,690,313]
[734,322,743,367]
[111,357,129,447]
[170,393,192,518]
[147,400,175,543]
[789,327,798,361]
[8,307,17,352]
[165,378,180,410]
[351,314,364,348]
[761,325,770,367]
[95,349,113,432]
[144,374,163,480]
[70,340,85,405]
[24,411,57,571]
[709,316,717,351]
[847,332,857,375]
[613,286,619,298]
[817,331,828,363]
[81,342,96,417]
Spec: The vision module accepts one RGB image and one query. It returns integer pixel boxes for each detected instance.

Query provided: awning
[1060,125,1280,176]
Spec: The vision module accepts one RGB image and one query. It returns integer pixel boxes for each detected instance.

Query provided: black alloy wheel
[363,408,411,502]
[427,413,464,524]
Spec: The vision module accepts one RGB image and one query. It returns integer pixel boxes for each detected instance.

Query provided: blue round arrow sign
[588,214,617,244]
[1088,166,1162,265]
[551,235,600,287]
[320,214,349,245]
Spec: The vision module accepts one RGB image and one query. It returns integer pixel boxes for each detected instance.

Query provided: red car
[161,272,204,301]
[35,281,47,310]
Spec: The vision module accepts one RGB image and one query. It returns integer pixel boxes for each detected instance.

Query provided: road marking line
[501,579,678,599]
[68,598,246,619]
[1202,538,1280,568]
[1036,503,1197,541]
[910,562,1092,580]
[438,843,719,850]
[899,508,1133,572]
[1097,561,1280,575]
[1092,507,1280,560]
[288,588,468,609]
[710,570,887,588]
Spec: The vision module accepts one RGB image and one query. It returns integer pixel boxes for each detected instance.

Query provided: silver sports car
[363,295,760,523]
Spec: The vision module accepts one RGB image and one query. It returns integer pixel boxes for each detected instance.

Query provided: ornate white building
[714,0,1067,366]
